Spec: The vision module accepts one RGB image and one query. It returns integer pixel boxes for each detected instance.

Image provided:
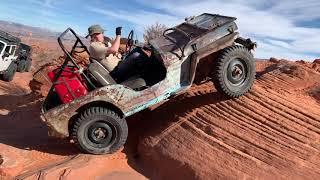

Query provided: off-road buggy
[0,30,32,81]
[41,13,257,155]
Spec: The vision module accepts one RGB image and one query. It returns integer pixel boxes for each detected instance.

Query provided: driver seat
[88,60,147,90]
[88,60,116,85]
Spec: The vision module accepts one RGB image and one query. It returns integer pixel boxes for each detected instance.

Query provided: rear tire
[213,46,256,98]
[3,63,17,82]
[71,107,128,155]
[17,60,26,72]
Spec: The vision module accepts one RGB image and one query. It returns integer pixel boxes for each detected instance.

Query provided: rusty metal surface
[150,21,238,68]
[42,77,186,137]
[150,13,236,55]
[186,13,237,30]
[42,13,251,138]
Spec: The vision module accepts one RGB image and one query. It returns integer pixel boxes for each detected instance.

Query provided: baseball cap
[86,24,105,38]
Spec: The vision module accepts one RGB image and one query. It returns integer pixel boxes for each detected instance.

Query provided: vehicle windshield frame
[0,40,5,55]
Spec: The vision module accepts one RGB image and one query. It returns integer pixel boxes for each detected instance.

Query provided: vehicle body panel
[0,40,5,55]
[0,43,12,72]
[0,40,8,72]
[9,45,18,62]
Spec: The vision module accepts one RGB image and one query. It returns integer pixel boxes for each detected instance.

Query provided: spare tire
[213,45,256,98]
[17,60,26,72]
[25,59,32,72]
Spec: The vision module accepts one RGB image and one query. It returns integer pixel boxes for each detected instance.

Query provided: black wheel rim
[227,58,248,86]
[86,121,117,147]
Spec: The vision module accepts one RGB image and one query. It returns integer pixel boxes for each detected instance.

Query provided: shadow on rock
[0,78,78,156]
[309,85,320,102]
[256,63,280,79]
[124,89,228,179]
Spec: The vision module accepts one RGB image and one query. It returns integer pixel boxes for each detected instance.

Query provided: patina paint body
[41,13,247,138]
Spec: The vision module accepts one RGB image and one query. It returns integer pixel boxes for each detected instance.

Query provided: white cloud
[44,0,54,7]
[86,0,320,61]
[256,41,318,60]
[269,0,320,20]
[265,39,291,49]
[29,0,57,8]
[87,7,180,33]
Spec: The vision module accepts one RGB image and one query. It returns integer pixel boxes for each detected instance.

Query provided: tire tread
[71,107,128,154]
[213,45,256,98]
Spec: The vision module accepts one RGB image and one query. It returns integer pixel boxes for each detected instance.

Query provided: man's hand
[116,27,122,36]
[78,67,84,74]
[107,27,122,54]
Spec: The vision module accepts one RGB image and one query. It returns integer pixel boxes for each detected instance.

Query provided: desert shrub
[143,22,168,43]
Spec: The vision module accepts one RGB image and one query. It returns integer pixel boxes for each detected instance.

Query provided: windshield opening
[10,46,16,55]
[0,41,4,53]
[5,46,10,53]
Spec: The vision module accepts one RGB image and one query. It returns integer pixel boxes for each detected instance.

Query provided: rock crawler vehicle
[0,30,32,81]
[41,13,257,154]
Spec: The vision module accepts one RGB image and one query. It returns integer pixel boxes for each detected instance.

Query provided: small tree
[143,22,168,43]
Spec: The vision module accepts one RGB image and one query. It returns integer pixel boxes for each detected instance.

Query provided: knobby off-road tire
[17,60,26,72]
[2,63,17,82]
[213,45,256,98]
[71,107,128,155]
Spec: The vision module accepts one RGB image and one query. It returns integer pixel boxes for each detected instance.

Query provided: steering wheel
[125,30,135,53]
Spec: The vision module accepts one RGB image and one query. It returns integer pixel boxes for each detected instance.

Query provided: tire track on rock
[138,61,320,179]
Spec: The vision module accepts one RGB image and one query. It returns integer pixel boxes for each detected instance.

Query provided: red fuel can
[48,67,88,104]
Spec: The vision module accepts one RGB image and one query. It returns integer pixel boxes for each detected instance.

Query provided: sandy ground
[0,71,147,180]
[0,57,319,179]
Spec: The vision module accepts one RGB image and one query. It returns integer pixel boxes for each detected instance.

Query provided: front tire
[71,107,128,155]
[213,46,256,98]
[3,63,17,82]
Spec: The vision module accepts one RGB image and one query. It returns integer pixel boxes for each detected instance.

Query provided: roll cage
[43,28,96,108]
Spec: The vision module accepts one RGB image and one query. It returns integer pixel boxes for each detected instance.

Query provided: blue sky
[0,0,320,60]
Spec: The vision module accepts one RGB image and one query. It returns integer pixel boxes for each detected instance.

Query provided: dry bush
[143,22,168,43]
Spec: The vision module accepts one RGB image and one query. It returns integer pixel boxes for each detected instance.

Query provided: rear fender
[41,85,129,137]
[189,32,239,85]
